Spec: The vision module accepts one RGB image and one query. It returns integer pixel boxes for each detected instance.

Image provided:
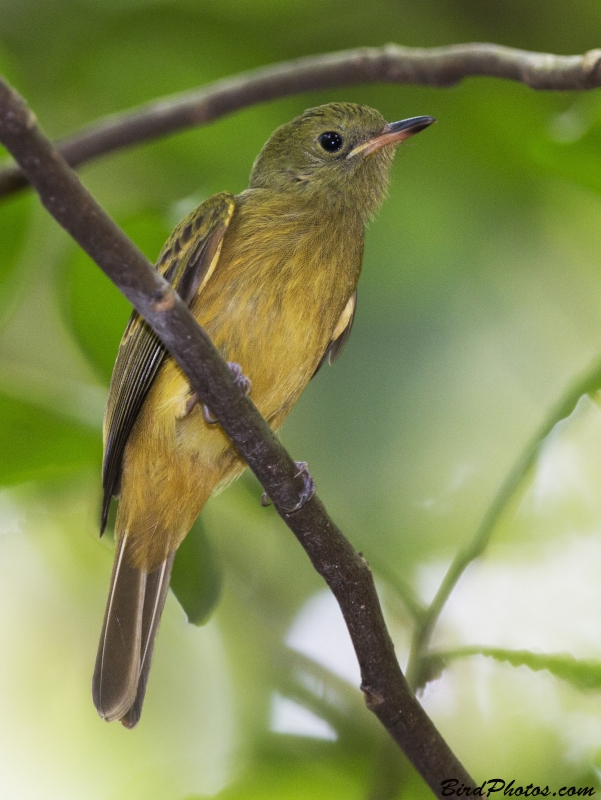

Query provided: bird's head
[249,102,435,221]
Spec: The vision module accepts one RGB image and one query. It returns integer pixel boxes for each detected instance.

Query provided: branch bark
[0,76,475,795]
[1,42,601,200]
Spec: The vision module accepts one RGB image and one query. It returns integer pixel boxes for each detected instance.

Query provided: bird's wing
[101,192,235,532]
[313,290,357,378]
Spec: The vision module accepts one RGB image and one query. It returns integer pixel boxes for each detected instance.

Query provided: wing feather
[101,193,235,531]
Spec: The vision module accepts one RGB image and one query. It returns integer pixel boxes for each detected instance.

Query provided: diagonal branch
[1,42,601,200]
[0,76,475,796]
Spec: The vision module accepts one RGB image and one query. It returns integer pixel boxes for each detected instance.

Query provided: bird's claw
[203,404,218,424]
[285,461,316,513]
[260,462,315,513]
[227,362,252,398]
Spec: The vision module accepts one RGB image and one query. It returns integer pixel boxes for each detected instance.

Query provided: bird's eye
[318,131,344,153]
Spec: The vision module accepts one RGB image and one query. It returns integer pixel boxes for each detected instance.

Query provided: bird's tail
[92,532,175,728]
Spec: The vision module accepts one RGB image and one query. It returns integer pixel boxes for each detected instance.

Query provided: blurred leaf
[62,210,171,382]
[171,515,223,625]
[184,762,362,800]
[62,247,131,383]
[0,193,32,300]
[532,129,601,196]
[436,646,601,692]
[0,392,101,486]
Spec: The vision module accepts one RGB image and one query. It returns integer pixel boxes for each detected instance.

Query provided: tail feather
[121,553,175,729]
[93,533,145,721]
[93,533,174,727]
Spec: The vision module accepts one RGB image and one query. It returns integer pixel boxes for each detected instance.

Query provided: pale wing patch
[331,292,356,342]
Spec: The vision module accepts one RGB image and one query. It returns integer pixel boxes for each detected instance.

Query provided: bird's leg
[182,391,218,424]
[200,362,252,424]
[184,392,199,417]
[261,461,316,513]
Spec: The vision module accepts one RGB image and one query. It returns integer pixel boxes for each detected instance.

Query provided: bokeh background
[2,1,601,798]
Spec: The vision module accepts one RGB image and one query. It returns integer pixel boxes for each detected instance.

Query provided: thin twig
[0,75,475,797]
[1,42,601,200]
[406,358,601,690]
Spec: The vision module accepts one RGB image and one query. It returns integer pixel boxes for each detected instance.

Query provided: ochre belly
[116,200,363,570]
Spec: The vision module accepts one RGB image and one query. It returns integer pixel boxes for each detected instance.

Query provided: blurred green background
[2,1,601,798]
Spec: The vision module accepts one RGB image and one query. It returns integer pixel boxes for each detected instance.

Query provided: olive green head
[249,102,434,221]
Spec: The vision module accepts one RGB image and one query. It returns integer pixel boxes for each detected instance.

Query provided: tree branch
[1,42,601,200]
[0,76,475,796]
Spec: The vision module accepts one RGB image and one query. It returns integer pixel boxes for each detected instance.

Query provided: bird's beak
[348,115,436,159]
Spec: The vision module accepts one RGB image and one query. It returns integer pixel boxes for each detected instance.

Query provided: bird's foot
[261,461,316,513]
[202,362,251,424]
[180,392,217,425]
[181,391,209,421]
[286,461,316,513]
[227,362,252,398]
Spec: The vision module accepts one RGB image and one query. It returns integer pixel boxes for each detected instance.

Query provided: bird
[92,102,435,727]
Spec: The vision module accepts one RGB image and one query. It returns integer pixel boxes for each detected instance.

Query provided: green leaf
[434,646,601,692]
[0,392,101,486]
[171,516,223,626]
